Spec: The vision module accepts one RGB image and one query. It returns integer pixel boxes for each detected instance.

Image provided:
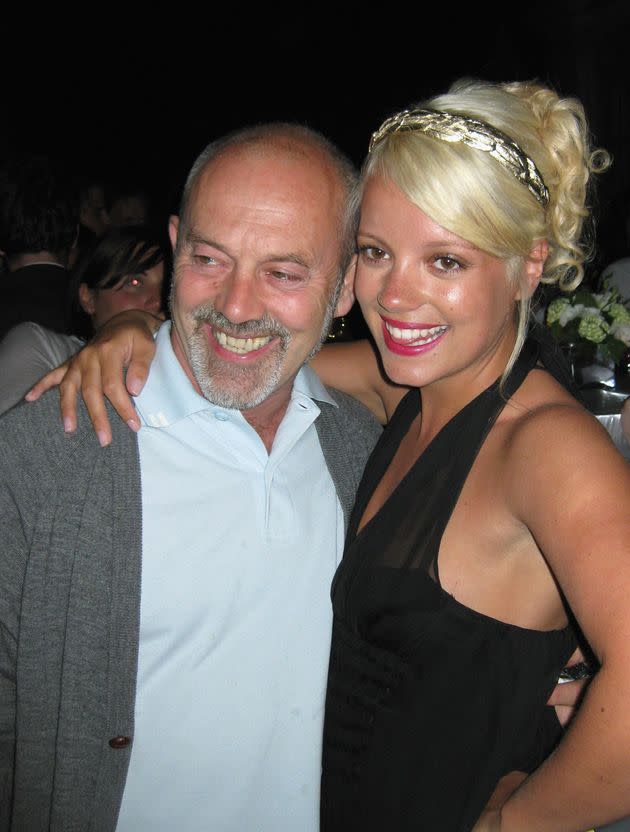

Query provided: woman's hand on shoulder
[26,310,161,446]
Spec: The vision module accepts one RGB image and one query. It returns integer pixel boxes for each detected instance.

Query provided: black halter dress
[321,339,578,832]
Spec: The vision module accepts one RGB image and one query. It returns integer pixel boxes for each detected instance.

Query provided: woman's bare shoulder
[501,367,598,438]
[499,368,630,511]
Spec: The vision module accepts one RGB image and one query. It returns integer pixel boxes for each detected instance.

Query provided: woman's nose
[377,262,424,312]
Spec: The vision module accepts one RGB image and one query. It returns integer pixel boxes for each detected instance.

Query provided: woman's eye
[433,255,464,272]
[359,245,389,262]
[125,276,143,288]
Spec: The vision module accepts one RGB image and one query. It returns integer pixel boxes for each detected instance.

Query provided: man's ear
[334,254,357,317]
[78,283,96,316]
[168,215,180,253]
[517,239,549,300]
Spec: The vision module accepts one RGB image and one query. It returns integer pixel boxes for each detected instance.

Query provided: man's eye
[270,270,303,283]
[192,254,217,266]
[359,246,389,262]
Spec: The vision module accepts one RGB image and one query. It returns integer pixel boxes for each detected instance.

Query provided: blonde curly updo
[363,78,611,376]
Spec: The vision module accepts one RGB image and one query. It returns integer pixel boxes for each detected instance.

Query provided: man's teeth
[215,331,273,354]
[385,323,447,345]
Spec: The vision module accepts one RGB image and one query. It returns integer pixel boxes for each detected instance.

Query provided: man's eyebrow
[264,252,312,269]
[185,230,228,255]
[185,230,313,270]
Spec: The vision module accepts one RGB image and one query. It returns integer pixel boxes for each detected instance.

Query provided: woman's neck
[415,333,517,450]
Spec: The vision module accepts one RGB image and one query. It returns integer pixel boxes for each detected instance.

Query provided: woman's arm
[26,314,410,443]
[26,310,160,446]
[310,340,408,425]
[481,406,630,831]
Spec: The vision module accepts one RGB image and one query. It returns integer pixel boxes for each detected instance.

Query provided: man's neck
[8,251,66,270]
[241,392,293,454]
[169,322,294,453]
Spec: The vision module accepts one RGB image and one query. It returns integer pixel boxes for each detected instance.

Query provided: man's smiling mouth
[214,330,274,354]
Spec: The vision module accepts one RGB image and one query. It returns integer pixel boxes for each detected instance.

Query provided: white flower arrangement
[546,279,630,365]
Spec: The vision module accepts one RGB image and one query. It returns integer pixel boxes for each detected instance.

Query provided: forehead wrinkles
[188,145,345,262]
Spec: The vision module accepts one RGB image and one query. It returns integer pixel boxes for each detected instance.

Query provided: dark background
[3,1,630,270]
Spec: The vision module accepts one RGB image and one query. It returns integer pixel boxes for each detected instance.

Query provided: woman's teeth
[385,323,447,345]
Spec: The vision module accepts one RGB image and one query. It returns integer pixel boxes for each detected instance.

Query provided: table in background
[580,385,630,461]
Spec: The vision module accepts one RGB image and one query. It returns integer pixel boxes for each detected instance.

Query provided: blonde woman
[318,81,630,832]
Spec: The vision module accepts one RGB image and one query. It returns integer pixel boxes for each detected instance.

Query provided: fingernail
[63,418,74,433]
[128,379,141,395]
[97,431,110,448]
[127,418,140,432]
[24,390,35,401]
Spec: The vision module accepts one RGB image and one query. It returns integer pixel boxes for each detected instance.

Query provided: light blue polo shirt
[116,322,344,831]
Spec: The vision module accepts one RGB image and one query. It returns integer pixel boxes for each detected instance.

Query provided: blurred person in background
[0,153,79,339]
[0,225,166,414]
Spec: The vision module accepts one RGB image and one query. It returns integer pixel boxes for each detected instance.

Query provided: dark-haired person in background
[0,154,79,340]
[0,225,167,414]
[107,181,152,228]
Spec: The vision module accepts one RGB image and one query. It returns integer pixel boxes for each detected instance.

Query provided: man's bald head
[179,123,360,282]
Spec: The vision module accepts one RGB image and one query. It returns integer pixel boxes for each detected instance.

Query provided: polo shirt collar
[135,321,337,428]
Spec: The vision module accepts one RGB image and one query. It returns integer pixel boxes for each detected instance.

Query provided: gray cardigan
[0,388,381,831]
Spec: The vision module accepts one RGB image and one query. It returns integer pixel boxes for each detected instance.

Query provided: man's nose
[215,269,265,324]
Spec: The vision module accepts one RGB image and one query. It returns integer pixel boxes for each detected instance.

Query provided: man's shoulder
[323,387,382,429]
[317,387,383,451]
[1,388,64,434]
[0,391,136,473]
[314,389,382,515]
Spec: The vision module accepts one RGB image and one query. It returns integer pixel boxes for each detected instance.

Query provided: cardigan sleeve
[0,405,36,828]
[0,392,95,828]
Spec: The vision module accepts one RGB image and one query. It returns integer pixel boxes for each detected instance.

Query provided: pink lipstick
[380,316,448,356]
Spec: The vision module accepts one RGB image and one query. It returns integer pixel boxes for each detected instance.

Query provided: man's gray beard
[172,282,339,410]
[182,305,290,409]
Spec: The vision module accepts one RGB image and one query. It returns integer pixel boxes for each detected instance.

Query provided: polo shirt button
[214,412,229,421]
[108,735,131,749]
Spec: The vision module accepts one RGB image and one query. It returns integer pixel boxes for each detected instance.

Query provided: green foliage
[546,278,630,365]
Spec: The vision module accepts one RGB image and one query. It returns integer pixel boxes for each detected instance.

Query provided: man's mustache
[190,304,291,341]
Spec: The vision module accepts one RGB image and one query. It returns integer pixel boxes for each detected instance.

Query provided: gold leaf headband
[369,108,550,208]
